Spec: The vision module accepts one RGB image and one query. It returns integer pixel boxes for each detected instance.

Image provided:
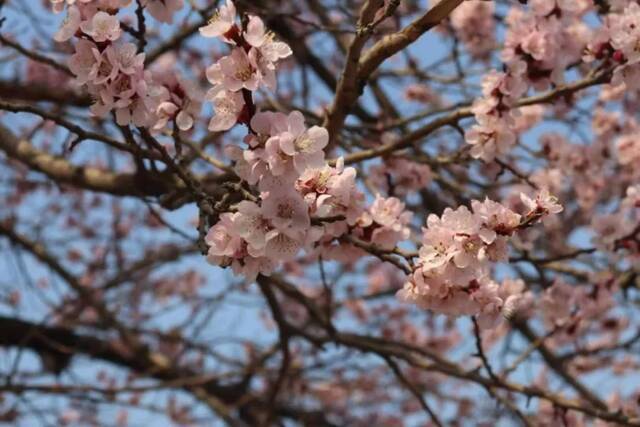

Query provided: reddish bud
[613,50,625,63]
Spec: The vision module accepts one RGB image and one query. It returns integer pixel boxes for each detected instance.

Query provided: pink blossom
[369,157,432,196]
[54,5,81,42]
[273,111,328,174]
[201,5,292,132]
[520,189,564,216]
[257,166,299,194]
[199,0,237,41]
[264,230,303,262]
[404,84,442,105]
[471,198,521,239]
[205,213,243,260]
[499,278,533,320]
[369,196,410,232]
[80,11,121,42]
[513,104,544,132]
[141,0,184,24]
[105,43,145,76]
[529,0,590,16]
[611,63,640,90]
[263,136,291,176]
[465,115,516,162]
[610,3,640,63]
[540,280,578,325]
[464,66,528,162]
[360,195,412,250]
[397,198,528,320]
[232,201,268,253]
[450,0,495,60]
[50,0,97,14]
[623,185,640,209]
[297,158,364,226]
[480,67,527,102]
[50,0,71,14]
[502,4,588,90]
[92,53,118,85]
[207,90,245,131]
[244,15,292,63]
[93,70,161,127]
[153,75,202,131]
[68,39,101,84]
[615,133,640,166]
[238,256,276,282]
[216,48,260,92]
[261,190,310,233]
[114,96,154,127]
[205,212,276,281]
[591,213,633,251]
[155,102,180,129]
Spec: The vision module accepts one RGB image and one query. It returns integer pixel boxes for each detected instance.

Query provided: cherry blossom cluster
[540,278,620,348]
[503,0,590,89]
[52,0,195,128]
[205,104,416,279]
[356,195,412,250]
[369,156,432,196]
[464,66,527,161]
[586,2,640,90]
[140,0,183,23]
[398,191,562,324]
[616,131,640,169]
[591,185,640,256]
[205,111,367,280]
[466,0,591,161]
[199,0,292,131]
[204,110,330,278]
[51,0,183,23]
[152,69,203,132]
[537,131,606,211]
[449,0,495,60]
[200,2,415,279]
[319,195,412,262]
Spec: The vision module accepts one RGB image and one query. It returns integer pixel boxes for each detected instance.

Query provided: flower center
[277,203,294,219]
[295,134,314,152]
[234,67,253,82]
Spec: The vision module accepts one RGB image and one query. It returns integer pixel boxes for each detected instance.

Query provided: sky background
[0,1,638,426]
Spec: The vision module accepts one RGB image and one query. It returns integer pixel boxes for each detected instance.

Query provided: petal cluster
[205,110,366,281]
[200,1,292,131]
[53,0,195,128]
[398,195,560,325]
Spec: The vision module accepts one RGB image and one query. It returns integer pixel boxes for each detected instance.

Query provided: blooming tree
[0,0,639,425]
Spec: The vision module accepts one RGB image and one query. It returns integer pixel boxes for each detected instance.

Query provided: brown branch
[0,81,91,107]
[471,316,498,383]
[385,356,444,427]
[324,0,464,147]
[0,314,338,426]
[341,234,413,274]
[338,67,612,165]
[0,102,159,158]
[257,275,292,425]
[264,275,640,426]
[101,244,199,291]
[512,319,609,411]
[357,0,464,81]
[322,0,384,145]
[246,0,376,123]
[0,123,175,197]
[0,34,72,76]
